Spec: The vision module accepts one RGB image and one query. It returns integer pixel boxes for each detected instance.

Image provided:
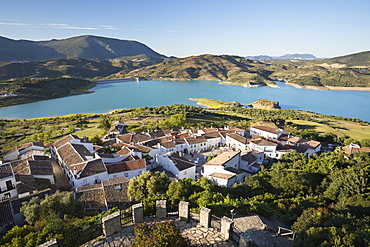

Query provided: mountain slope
[0,35,165,62]
[0,54,166,81]
[119,54,275,86]
[270,51,370,87]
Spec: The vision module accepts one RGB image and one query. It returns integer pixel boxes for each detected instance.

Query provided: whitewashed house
[106,158,147,180]
[226,133,250,151]
[0,163,17,201]
[69,158,108,188]
[202,151,244,187]
[250,126,284,140]
[18,142,45,160]
[156,152,196,180]
[1,147,19,162]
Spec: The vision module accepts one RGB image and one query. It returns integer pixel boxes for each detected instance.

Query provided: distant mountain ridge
[245,53,318,61]
[0,35,165,62]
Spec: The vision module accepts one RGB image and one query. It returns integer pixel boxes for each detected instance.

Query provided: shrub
[133,221,188,247]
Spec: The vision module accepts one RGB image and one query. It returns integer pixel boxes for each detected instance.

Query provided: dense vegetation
[133,221,188,247]
[126,151,370,246]
[0,191,117,247]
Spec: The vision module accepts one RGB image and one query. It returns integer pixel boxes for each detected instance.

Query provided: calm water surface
[0,80,369,121]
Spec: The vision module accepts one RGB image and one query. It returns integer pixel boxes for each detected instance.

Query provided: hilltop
[0,35,165,62]
[245,53,318,61]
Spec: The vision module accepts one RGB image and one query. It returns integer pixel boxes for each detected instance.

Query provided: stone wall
[102,211,121,237]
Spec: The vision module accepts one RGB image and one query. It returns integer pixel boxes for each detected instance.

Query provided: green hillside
[0,55,165,81]
[119,54,276,86]
[270,51,370,87]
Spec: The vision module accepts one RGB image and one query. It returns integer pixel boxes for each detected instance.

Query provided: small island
[189,98,243,108]
[248,99,281,109]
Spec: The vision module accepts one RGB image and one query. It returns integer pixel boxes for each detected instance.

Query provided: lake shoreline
[285,82,370,91]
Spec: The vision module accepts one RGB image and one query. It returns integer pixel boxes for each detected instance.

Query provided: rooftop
[203,151,240,166]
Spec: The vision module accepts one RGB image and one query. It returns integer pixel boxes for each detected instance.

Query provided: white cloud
[0,22,30,26]
[134,29,144,31]
[58,26,99,30]
[164,30,178,33]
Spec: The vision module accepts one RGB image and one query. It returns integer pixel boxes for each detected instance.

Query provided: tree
[293,207,331,232]
[90,135,102,145]
[166,179,190,203]
[98,116,111,131]
[128,171,171,202]
[21,191,84,225]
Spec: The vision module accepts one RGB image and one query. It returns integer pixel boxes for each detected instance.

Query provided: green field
[291,120,370,139]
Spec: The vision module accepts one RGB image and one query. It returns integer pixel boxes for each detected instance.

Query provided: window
[124,172,129,177]
[183,170,187,175]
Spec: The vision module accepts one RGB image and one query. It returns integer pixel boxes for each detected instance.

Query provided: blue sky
[0,0,369,58]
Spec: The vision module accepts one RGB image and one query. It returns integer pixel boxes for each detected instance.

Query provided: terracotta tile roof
[251,138,278,146]
[73,144,93,158]
[1,146,18,157]
[78,158,107,178]
[0,200,14,226]
[342,144,370,156]
[106,159,146,174]
[225,167,244,174]
[227,133,249,144]
[203,132,222,139]
[277,144,308,154]
[126,159,146,170]
[185,136,207,145]
[0,163,14,179]
[76,176,131,209]
[169,153,195,171]
[11,160,30,175]
[133,144,153,153]
[28,160,54,176]
[203,151,240,166]
[251,126,281,135]
[297,139,321,149]
[53,134,79,149]
[15,174,37,194]
[75,186,106,209]
[287,136,301,143]
[31,155,50,160]
[57,143,89,168]
[19,141,44,151]
[208,172,236,180]
[76,183,102,192]
[117,147,132,157]
[278,134,289,141]
[160,141,176,149]
[241,152,257,164]
[102,177,130,209]
[228,127,245,132]
[117,133,151,144]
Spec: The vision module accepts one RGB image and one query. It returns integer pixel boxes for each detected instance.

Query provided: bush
[133,221,188,247]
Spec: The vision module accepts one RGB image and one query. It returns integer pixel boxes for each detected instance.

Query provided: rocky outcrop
[248,99,281,109]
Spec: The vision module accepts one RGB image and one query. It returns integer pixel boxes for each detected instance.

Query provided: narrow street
[51,160,71,188]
